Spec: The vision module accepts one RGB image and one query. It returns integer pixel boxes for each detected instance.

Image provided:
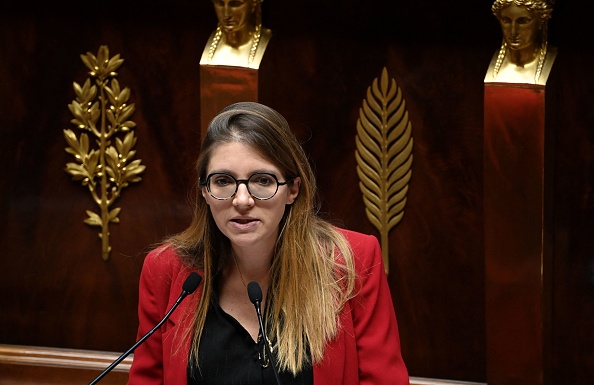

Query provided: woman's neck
[232,247,273,282]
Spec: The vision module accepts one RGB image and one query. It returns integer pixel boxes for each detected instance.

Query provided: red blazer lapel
[163,268,203,385]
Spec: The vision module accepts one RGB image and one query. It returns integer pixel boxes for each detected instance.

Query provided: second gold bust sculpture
[486,0,557,85]
[200,0,272,69]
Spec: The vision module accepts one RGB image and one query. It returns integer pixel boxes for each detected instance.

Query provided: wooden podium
[484,81,555,385]
[199,65,259,141]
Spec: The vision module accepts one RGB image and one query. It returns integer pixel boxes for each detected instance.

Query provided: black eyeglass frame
[200,172,294,201]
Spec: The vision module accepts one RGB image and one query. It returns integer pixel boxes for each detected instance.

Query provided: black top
[187,285,314,385]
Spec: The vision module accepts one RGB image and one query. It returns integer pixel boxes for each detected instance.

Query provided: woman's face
[498,4,541,51]
[212,0,254,33]
[202,141,300,252]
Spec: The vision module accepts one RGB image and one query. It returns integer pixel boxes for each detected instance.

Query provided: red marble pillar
[200,65,259,141]
[484,84,553,385]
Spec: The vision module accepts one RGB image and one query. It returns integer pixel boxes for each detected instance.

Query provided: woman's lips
[230,217,259,229]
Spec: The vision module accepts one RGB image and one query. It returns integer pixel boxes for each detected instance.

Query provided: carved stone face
[212,0,255,34]
[498,4,541,51]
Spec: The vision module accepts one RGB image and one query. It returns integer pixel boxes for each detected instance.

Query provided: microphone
[247,281,282,385]
[88,272,202,385]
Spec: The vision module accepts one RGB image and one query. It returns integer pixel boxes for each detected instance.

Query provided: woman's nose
[233,183,254,206]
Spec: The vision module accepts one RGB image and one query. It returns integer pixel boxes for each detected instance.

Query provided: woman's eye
[213,176,233,186]
[253,175,274,186]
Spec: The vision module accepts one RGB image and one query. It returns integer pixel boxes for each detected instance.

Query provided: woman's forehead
[207,142,280,172]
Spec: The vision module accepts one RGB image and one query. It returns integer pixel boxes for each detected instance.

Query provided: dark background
[1,0,592,383]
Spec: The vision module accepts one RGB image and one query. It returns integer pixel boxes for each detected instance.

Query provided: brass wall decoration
[64,45,145,261]
[355,67,413,274]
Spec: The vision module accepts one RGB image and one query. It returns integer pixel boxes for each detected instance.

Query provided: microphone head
[247,281,263,304]
[182,272,202,294]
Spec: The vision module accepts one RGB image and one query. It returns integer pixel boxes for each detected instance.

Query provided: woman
[487,0,556,84]
[200,0,272,69]
[128,102,409,384]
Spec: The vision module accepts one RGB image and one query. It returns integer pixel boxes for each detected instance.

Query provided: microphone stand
[247,281,282,385]
[89,272,202,385]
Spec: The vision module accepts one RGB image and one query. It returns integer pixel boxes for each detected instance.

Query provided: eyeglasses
[201,172,294,200]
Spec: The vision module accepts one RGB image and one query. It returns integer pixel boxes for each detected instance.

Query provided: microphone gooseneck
[247,281,282,385]
[88,272,203,385]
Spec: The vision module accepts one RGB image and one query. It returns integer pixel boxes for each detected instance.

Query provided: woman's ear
[286,177,301,205]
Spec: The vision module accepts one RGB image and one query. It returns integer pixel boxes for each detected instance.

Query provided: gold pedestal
[484,84,553,385]
[200,65,259,140]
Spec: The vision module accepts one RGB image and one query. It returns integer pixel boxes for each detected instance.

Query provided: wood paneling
[0,344,131,385]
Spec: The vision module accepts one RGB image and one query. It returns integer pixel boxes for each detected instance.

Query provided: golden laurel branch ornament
[355,67,413,274]
[64,45,145,261]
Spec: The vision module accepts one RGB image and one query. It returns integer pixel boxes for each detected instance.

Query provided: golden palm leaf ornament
[355,67,413,274]
[64,46,145,261]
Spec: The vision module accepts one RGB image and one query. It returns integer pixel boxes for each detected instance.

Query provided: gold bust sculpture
[486,0,557,85]
[200,0,272,69]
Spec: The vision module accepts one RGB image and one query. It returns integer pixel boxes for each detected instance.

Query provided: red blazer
[128,229,409,385]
